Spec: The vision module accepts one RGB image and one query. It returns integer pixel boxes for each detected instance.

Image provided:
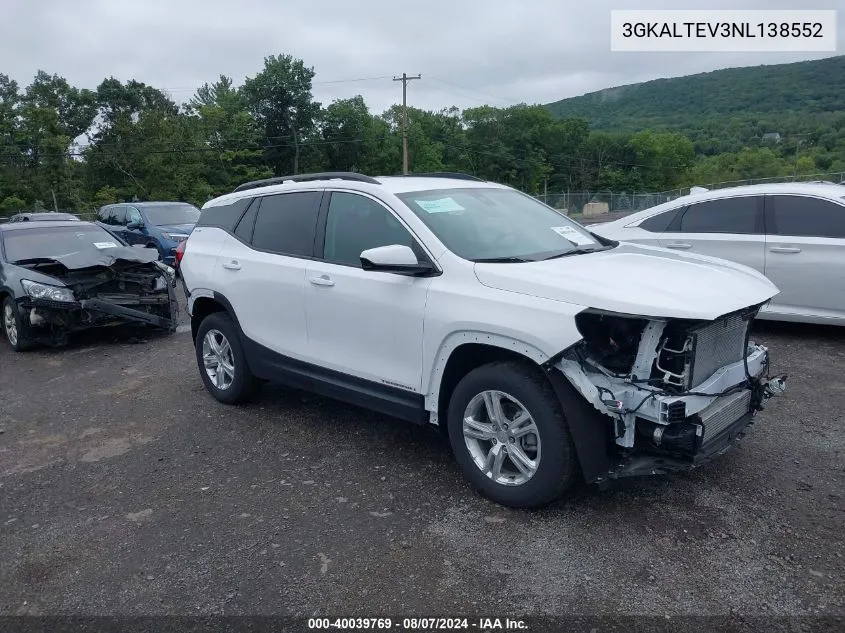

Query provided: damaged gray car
[0,220,177,351]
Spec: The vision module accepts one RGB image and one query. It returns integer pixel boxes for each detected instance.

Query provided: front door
[656,195,766,274]
[763,194,845,319]
[304,191,433,393]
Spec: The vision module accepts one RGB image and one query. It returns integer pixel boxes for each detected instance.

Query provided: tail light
[175,239,186,267]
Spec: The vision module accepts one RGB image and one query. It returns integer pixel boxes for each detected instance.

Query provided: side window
[250,192,321,257]
[197,197,253,232]
[97,207,110,223]
[233,198,259,243]
[679,197,760,234]
[323,192,416,267]
[125,207,143,226]
[639,207,682,233]
[111,207,127,226]
[769,195,845,239]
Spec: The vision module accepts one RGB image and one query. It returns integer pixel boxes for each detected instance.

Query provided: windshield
[396,187,606,262]
[3,225,126,263]
[142,204,201,226]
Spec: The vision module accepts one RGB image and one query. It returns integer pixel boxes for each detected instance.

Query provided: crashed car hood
[473,242,779,320]
[22,246,162,271]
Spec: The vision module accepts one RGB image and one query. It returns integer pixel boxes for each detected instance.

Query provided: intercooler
[687,312,751,388]
[698,389,753,443]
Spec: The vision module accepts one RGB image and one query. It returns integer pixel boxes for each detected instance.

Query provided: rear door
[763,194,845,319]
[656,195,766,273]
[216,191,322,360]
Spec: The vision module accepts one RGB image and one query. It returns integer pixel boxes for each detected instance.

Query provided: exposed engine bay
[553,306,787,480]
[15,256,177,347]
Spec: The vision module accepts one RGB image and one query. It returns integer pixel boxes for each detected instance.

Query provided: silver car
[589,182,845,326]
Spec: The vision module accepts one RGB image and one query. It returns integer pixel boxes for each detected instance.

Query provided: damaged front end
[18,260,177,346]
[546,306,787,484]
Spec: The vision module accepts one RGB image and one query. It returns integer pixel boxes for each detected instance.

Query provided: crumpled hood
[26,246,162,271]
[473,243,779,320]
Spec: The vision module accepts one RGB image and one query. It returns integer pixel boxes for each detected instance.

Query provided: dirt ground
[0,296,843,623]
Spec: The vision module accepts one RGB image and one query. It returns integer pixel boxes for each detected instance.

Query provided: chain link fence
[535,171,845,223]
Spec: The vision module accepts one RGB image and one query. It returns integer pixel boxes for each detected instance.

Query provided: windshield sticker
[93,241,118,249]
[415,197,465,214]
[551,226,594,246]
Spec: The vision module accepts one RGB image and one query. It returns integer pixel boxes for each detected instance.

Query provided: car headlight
[21,279,75,302]
[163,232,189,241]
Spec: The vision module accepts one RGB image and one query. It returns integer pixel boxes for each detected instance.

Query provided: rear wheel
[194,311,258,404]
[3,296,32,352]
[447,360,576,508]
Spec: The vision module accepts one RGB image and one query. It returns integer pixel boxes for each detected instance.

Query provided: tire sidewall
[447,364,574,508]
[194,312,254,404]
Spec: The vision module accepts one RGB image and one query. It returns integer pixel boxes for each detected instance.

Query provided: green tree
[242,55,321,175]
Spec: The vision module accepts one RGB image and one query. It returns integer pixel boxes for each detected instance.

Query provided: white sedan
[589,182,845,326]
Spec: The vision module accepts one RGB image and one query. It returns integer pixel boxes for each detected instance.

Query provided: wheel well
[191,297,226,341]
[436,343,541,428]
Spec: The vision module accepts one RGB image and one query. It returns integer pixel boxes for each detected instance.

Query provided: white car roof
[612,181,845,227]
[202,175,511,209]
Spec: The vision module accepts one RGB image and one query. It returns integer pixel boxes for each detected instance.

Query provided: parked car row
[0,199,201,350]
[589,182,845,325]
[176,171,788,508]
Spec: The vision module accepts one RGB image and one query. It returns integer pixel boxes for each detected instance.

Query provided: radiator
[688,312,750,388]
[699,390,753,443]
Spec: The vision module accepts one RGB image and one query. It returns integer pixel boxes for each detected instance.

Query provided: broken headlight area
[19,261,177,346]
[559,306,786,480]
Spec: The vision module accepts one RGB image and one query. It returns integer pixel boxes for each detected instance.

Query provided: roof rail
[233,172,380,193]
[392,171,484,182]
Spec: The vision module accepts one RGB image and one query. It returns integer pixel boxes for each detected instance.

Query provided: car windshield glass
[142,204,201,226]
[3,225,124,263]
[396,187,605,261]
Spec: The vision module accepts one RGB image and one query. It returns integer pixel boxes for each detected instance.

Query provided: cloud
[2,0,842,113]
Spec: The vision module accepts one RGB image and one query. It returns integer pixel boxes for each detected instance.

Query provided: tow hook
[764,375,788,399]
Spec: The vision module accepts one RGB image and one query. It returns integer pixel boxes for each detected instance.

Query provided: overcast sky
[2,0,842,113]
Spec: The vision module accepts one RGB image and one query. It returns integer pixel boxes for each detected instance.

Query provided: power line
[426,77,520,106]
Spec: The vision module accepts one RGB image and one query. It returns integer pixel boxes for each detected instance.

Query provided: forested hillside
[546,55,845,154]
[1,54,844,216]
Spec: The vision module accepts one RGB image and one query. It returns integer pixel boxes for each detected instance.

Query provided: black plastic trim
[233,172,380,192]
[391,172,484,182]
[544,367,615,483]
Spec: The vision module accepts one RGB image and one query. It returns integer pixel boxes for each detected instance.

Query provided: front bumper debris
[545,309,787,485]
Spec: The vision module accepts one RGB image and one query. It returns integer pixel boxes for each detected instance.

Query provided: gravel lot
[0,292,843,621]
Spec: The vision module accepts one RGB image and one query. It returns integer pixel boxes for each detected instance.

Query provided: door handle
[222,260,241,270]
[309,274,335,287]
[769,246,801,254]
[665,242,692,249]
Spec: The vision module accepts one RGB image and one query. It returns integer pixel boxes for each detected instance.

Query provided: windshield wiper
[473,256,532,263]
[540,247,604,260]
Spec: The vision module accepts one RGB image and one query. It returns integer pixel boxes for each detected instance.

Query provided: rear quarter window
[197,197,253,232]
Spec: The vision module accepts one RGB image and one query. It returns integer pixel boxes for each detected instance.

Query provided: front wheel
[447,360,577,508]
[194,311,258,404]
[3,297,32,352]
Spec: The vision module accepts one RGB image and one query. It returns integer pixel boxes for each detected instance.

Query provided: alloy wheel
[3,304,18,347]
[462,389,541,486]
[202,329,235,390]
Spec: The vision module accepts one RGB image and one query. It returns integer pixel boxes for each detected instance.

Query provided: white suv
[180,172,786,508]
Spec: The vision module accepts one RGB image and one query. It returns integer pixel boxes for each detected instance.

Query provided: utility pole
[393,73,421,174]
[51,185,58,212]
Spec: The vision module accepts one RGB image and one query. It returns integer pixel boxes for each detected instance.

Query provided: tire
[446,360,577,509]
[194,311,258,404]
[2,296,33,352]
